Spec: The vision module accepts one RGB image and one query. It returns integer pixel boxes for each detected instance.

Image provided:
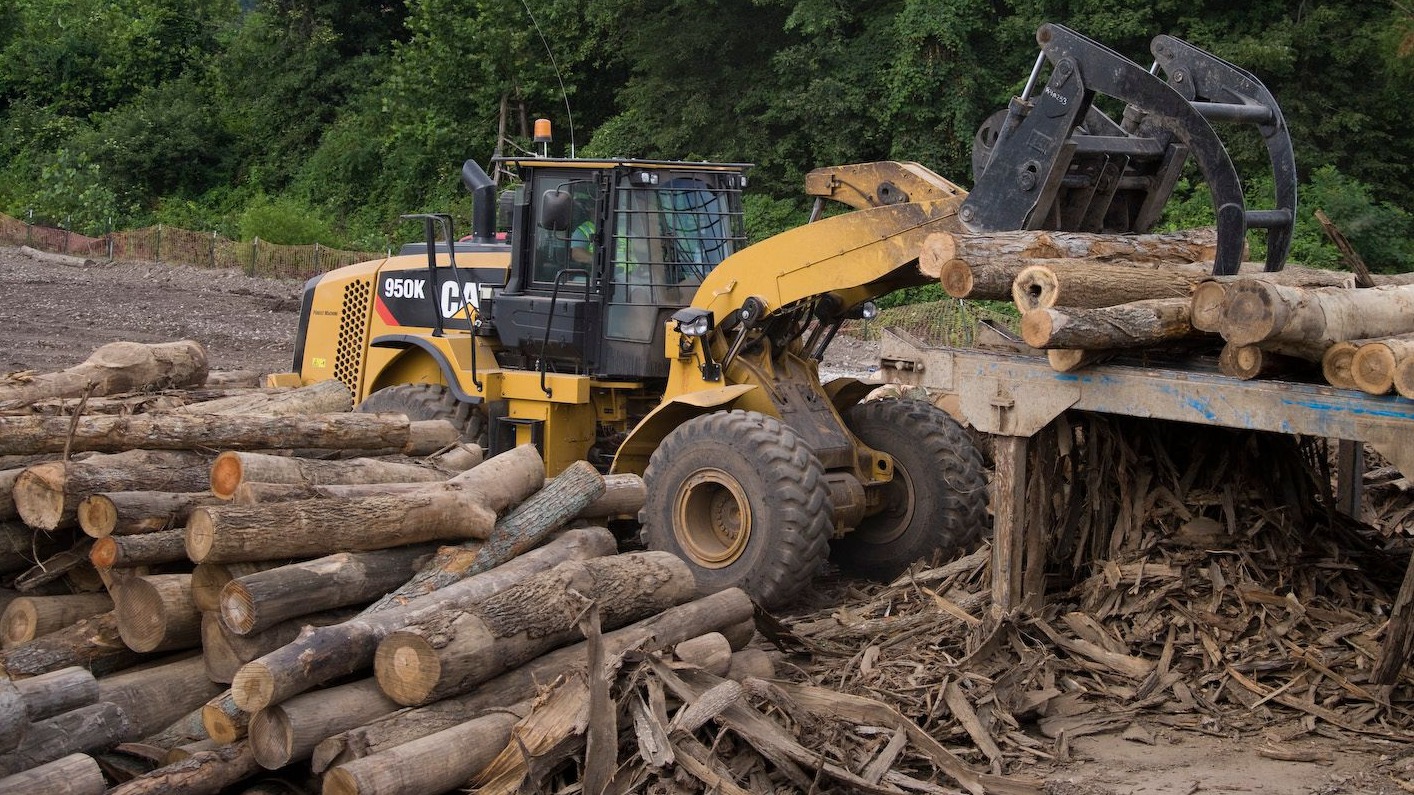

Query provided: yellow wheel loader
[280,25,1294,607]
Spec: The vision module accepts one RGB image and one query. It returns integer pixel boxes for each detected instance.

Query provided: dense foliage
[1,0,1411,270]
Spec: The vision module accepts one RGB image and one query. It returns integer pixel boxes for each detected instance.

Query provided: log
[1020,299,1199,350]
[1351,336,1414,396]
[311,588,754,771]
[78,491,223,538]
[202,610,355,684]
[13,541,97,593]
[1011,260,1206,311]
[361,458,600,613]
[0,468,19,521]
[0,675,21,752]
[674,632,733,676]
[248,678,399,769]
[0,340,208,412]
[203,371,264,388]
[114,574,202,654]
[0,752,106,795]
[202,689,249,744]
[1046,349,1115,373]
[191,562,282,613]
[1219,282,1414,348]
[1398,356,1414,401]
[106,741,260,795]
[374,550,696,706]
[9,666,100,721]
[579,473,646,518]
[0,700,135,776]
[231,446,518,506]
[14,450,215,531]
[0,413,460,457]
[0,610,146,678]
[0,522,57,576]
[229,526,617,713]
[196,446,542,566]
[321,708,521,795]
[1,593,114,648]
[219,545,437,636]
[91,529,188,569]
[209,450,461,501]
[1322,341,1362,389]
[164,738,219,762]
[1219,344,1309,381]
[176,378,353,416]
[139,705,208,750]
[99,654,223,738]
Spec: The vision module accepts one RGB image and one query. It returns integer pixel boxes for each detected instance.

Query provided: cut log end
[1219,282,1285,347]
[1322,342,1360,390]
[1219,344,1267,380]
[89,537,118,569]
[1011,264,1060,312]
[231,663,278,713]
[201,701,247,745]
[248,708,295,769]
[13,466,66,531]
[218,582,257,636]
[209,452,244,500]
[938,259,974,298]
[185,509,216,563]
[1189,282,1227,333]
[76,495,118,538]
[1397,356,1414,400]
[1020,310,1057,349]
[1,600,38,647]
[322,767,359,795]
[373,634,442,707]
[1352,344,1397,395]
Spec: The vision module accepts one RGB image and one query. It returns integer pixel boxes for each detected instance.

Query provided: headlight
[859,301,879,320]
[671,307,715,337]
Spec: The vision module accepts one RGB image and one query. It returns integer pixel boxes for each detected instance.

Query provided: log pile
[923,227,1414,387]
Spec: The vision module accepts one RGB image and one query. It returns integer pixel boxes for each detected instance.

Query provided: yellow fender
[610,384,758,475]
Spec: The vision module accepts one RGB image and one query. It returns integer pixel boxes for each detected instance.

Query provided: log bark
[1397,355,1414,401]
[106,740,259,795]
[202,610,355,684]
[175,378,353,416]
[361,458,599,613]
[0,468,19,521]
[91,529,188,569]
[228,526,616,713]
[1020,299,1199,350]
[1,593,114,648]
[219,545,436,636]
[0,700,135,776]
[0,340,208,412]
[1011,260,1207,311]
[99,654,223,738]
[14,450,214,531]
[231,446,521,506]
[202,689,249,744]
[137,705,207,750]
[311,588,754,772]
[203,371,264,388]
[579,473,646,518]
[1351,336,1414,396]
[13,541,97,593]
[1219,282,1414,348]
[8,665,100,722]
[78,491,223,538]
[114,574,202,654]
[209,451,457,500]
[321,708,521,795]
[1045,349,1116,373]
[674,632,733,676]
[0,610,146,678]
[248,678,399,769]
[0,752,106,795]
[0,414,459,457]
[374,550,696,706]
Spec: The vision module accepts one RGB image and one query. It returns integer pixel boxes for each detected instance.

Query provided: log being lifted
[78,491,224,538]
[230,526,618,713]
[0,413,460,457]
[0,752,107,795]
[174,378,353,416]
[1020,299,1200,350]
[14,449,215,531]
[1,592,114,648]
[187,451,542,563]
[0,340,208,412]
[0,610,146,678]
[313,587,756,772]
[1010,260,1211,311]
[220,544,438,636]
[208,444,483,500]
[375,550,697,706]
[1219,281,1414,348]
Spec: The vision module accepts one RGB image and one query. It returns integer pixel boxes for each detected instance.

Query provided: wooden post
[991,435,1028,614]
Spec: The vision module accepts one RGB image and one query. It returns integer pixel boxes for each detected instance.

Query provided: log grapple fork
[964,23,1296,275]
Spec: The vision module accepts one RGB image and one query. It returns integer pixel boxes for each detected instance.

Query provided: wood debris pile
[922,226,1414,388]
[777,413,1414,782]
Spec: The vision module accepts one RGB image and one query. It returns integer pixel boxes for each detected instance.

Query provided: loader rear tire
[833,398,988,581]
[641,410,831,609]
[355,384,483,444]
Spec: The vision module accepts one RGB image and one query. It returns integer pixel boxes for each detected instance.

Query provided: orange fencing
[0,212,384,280]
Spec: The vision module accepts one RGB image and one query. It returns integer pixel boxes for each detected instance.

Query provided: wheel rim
[674,468,752,568]
[856,464,916,545]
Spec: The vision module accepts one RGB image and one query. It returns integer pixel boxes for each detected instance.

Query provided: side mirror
[538,189,574,232]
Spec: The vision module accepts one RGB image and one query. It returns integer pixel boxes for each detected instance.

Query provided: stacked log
[922,227,1414,389]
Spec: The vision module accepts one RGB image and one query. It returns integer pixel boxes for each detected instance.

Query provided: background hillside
[2,0,1412,270]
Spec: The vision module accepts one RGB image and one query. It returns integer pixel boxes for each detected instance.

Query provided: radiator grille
[334,279,372,394]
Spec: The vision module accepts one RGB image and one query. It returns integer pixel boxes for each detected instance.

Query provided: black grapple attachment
[963,24,1296,275]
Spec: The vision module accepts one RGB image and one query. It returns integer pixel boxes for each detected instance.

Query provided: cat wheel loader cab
[283,24,1294,609]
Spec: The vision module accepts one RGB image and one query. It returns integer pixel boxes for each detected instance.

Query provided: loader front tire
[641,410,831,609]
[833,398,988,581]
[355,384,483,444]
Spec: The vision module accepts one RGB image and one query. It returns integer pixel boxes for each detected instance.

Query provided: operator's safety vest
[573,220,596,254]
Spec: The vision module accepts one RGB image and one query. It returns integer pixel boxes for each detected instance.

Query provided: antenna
[518,0,577,157]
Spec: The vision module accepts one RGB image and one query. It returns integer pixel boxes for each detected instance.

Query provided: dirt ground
[1,244,1410,794]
